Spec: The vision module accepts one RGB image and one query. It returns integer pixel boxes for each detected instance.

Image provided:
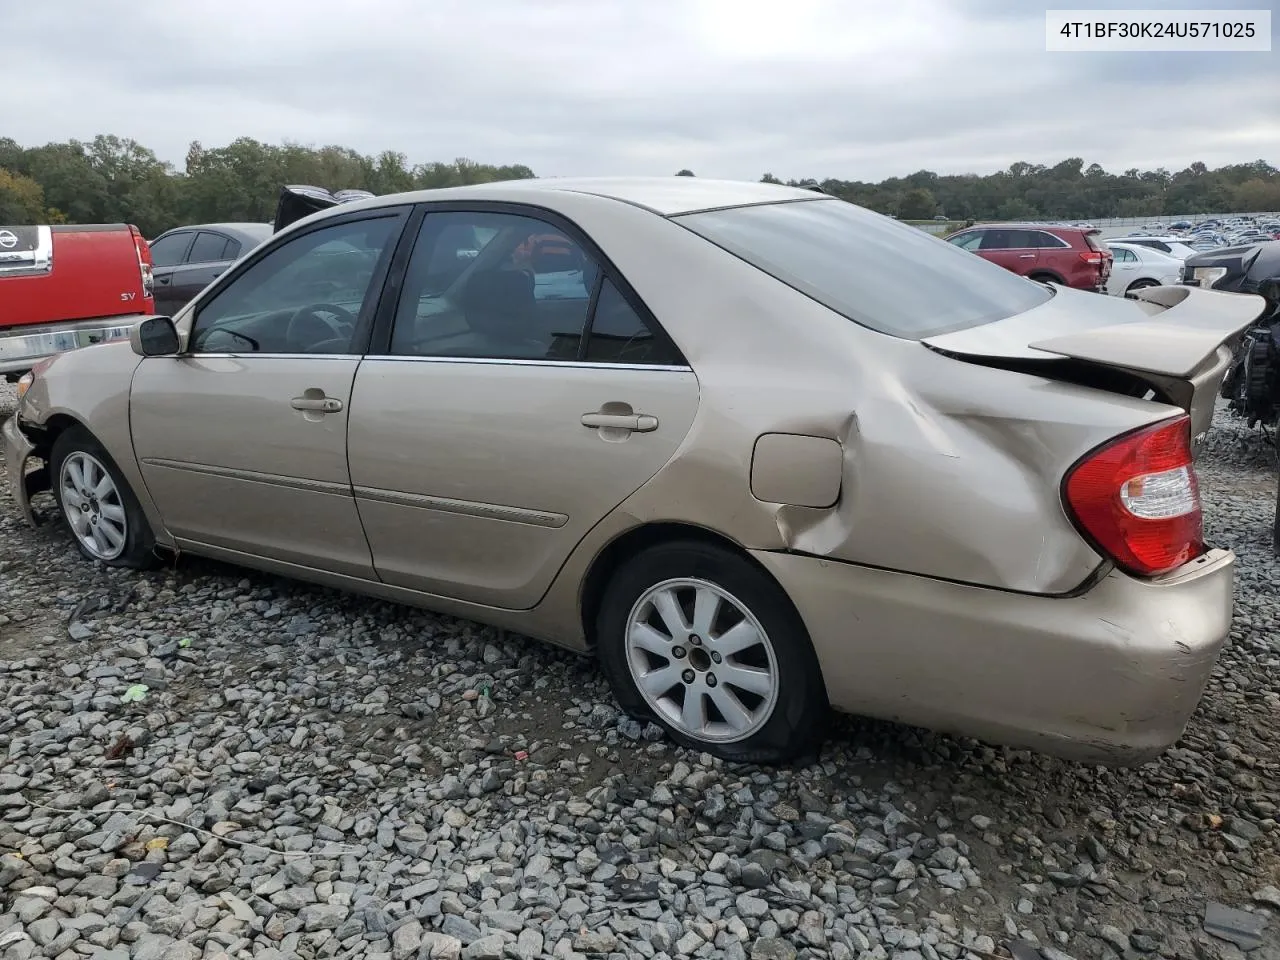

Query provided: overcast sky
[3,0,1276,182]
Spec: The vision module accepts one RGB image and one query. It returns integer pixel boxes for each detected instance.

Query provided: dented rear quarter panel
[517,193,1178,597]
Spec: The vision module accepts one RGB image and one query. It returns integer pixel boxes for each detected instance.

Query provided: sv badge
[120,292,136,301]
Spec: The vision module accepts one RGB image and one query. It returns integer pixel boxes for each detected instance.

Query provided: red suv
[944,223,1112,292]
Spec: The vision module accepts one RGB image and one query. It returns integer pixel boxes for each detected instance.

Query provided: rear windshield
[676,199,1053,339]
[1084,232,1110,252]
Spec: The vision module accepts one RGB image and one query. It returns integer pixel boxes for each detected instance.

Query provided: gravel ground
[1,378,1278,960]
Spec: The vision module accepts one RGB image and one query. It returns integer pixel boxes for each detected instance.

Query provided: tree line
[1,134,1277,237]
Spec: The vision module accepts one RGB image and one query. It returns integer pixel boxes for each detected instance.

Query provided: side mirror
[130,316,181,357]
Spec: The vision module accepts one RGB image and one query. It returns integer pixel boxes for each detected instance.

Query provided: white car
[1115,235,1200,260]
[1106,242,1184,297]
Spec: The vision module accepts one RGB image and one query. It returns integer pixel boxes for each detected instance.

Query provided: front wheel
[1125,279,1159,298]
[50,426,157,568]
[596,540,828,764]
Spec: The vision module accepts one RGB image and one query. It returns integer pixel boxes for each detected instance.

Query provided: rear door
[347,205,700,609]
[1108,247,1140,294]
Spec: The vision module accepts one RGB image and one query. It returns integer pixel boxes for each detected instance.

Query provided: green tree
[0,168,47,223]
[899,188,937,219]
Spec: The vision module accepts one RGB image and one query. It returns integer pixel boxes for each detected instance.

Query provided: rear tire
[1029,273,1059,285]
[50,426,157,569]
[596,540,828,764]
[1125,278,1159,298]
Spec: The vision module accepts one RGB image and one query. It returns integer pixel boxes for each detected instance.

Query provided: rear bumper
[0,318,142,375]
[754,548,1235,765]
[2,414,40,527]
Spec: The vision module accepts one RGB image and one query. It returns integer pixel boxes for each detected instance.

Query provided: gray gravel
[2,380,1279,960]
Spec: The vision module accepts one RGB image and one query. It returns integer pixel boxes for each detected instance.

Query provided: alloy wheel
[625,577,780,744]
[59,451,128,561]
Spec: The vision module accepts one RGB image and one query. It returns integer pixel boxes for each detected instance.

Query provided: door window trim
[367,200,688,368]
[183,205,413,358]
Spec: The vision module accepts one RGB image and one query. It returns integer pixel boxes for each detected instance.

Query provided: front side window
[947,231,984,251]
[190,215,398,355]
[149,232,191,268]
[389,211,598,361]
[679,199,1052,339]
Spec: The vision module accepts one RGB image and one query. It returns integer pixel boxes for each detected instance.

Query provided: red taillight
[1078,251,1104,264]
[1063,416,1203,577]
[131,225,154,301]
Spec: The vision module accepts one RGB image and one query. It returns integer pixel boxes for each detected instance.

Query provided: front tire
[50,426,157,569]
[597,540,828,764]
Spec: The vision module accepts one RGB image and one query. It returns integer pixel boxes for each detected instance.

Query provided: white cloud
[2,0,1276,181]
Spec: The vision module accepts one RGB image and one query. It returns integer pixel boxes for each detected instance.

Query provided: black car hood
[1187,242,1280,320]
[273,185,376,233]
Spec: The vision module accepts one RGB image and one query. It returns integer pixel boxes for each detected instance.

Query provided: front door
[130,210,407,577]
[146,230,193,316]
[348,207,700,609]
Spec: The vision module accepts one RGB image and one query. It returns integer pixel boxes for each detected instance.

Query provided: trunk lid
[923,284,1268,454]
[273,185,376,233]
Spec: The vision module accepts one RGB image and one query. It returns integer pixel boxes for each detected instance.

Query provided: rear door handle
[581,412,658,432]
[1018,253,1036,259]
[292,396,343,413]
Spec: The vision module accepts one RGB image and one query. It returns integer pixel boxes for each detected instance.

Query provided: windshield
[676,199,1053,339]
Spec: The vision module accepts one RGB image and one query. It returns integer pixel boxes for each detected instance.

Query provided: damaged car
[3,177,1267,764]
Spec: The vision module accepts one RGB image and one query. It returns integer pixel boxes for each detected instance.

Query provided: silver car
[4,177,1266,764]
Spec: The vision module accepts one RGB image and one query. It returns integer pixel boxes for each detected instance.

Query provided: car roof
[158,223,273,241]
[960,222,1091,233]
[312,177,822,218]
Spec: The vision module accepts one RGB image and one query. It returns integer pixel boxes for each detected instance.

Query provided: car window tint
[223,238,242,261]
[188,232,229,264]
[584,279,682,366]
[947,231,984,251]
[389,211,598,361]
[149,233,190,268]
[678,199,1052,339]
[1030,231,1068,249]
[979,229,1013,250]
[190,216,397,355]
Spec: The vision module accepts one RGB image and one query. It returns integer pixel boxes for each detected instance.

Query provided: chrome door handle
[1018,253,1036,259]
[581,412,658,432]
[291,396,343,413]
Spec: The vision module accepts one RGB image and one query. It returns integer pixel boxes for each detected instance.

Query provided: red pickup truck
[0,223,155,379]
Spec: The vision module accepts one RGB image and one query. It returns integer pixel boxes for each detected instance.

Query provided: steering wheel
[285,302,357,352]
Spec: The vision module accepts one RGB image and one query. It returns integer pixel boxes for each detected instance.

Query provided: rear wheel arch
[1125,277,1160,295]
[580,522,790,649]
[1029,271,1065,285]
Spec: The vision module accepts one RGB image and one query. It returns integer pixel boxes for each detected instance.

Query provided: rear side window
[1030,231,1070,249]
[678,200,1052,339]
[189,232,230,264]
[1085,233,1111,253]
